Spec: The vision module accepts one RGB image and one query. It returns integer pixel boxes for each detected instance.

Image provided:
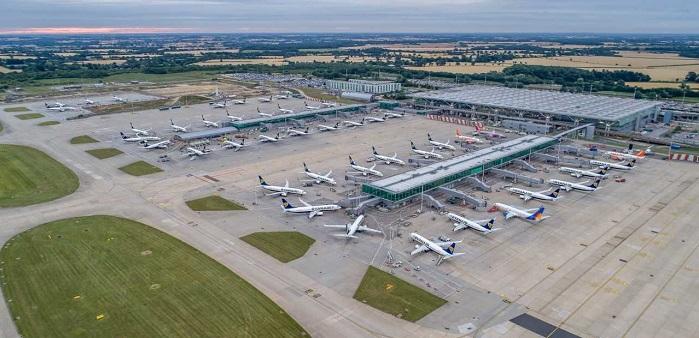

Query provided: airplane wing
[333,234,358,239]
[444,253,466,259]
[410,245,430,256]
[265,192,285,197]
[504,211,516,220]
[308,211,318,219]
[453,223,468,231]
[358,226,382,234]
[284,180,289,188]
[325,170,333,177]
[525,208,541,213]
[299,199,312,208]
[323,224,347,229]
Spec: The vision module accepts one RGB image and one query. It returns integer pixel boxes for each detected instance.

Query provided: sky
[0,0,697,34]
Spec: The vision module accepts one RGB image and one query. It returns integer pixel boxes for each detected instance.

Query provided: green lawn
[4,106,30,112]
[70,135,99,144]
[0,144,79,207]
[118,161,163,176]
[88,98,172,115]
[0,215,308,338]
[186,195,246,211]
[14,113,44,120]
[37,120,60,126]
[240,232,315,263]
[86,148,124,160]
[353,266,447,322]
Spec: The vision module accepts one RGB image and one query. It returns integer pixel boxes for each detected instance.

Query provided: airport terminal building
[326,79,401,94]
[410,85,661,132]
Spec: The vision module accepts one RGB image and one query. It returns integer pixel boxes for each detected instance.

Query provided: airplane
[226,111,242,121]
[142,140,171,150]
[474,125,504,138]
[384,111,405,119]
[590,159,635,171]
[120,132,160,143]
[371,146,405,166]
[304,101,321,110]
[129,123,151,136]
[184,146,213,160]
[257,107,274,117]
[410,141,444,159]
[278,104,294,114]
[212,101,227,109]
[169,119,189,133]
[447,213,500,234]
[492,203,548,222]
[84,99,95,105]
[275,94,290,100]
[221,138,246,151]
[258,176,306,197]
[113,96,127,103]
[560,166,608,179]
[427,133,456,151]
[324,215,382,238]
[343,118,365,127]
[232,98,246,105]
[321,101,337,108]
[201,115,220,128]
[348,156,384,177]
[364,116,386,123]
[45,102,66,108]
[281,198,341,219]
[605,149,646,161]
[47,105,77,112]
[409,232,464,265]
[287,127,311,137]
[455,128,484,144]
[549,178,601,192]
[258,96,273,103]
[259,133,282,143]
[302,162,336,185]
[318,122,341,132]
[507,186,561,202]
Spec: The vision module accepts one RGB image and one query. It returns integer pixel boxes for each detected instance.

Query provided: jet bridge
[489,168,544,186]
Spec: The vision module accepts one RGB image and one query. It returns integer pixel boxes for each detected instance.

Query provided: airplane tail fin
[170,119,174,125]
[456,128,462,136]
[549,188,561,198]
[372,146,379,155]
[627,159,636,167]
[427,133,433,141]
[120,132,126,139]
[484,219,495,230]
[636,150,646,158]
[527,207,545,221]
[349,156,356,165]
[446,243,456,255]
[281,198,294,209]
[410,141,416,149]
[258,176,268,186]
[303,162,309,172]
[275,132,280,139]
[130,122,135,129]
[590,178,602,189]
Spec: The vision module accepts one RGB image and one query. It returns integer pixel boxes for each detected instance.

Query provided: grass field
[353,266,446,322]
[37,120,60,126]
[70,135,99,144]
[0,144,79,207]
[88,98,171,114]
[186,195,246,211]
[240,232,315,263]
[3,106,29,112]
[118,161,163,176]
[14,113,44,120]
[0,215,309,338]
[86,148,124,160]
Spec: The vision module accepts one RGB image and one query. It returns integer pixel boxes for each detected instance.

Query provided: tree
[686,71,698,82]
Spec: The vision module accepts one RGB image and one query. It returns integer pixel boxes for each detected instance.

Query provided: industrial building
[410,85,662,132]
[362,135,558,202]
[326,79,401,94]
[230,104,368,129]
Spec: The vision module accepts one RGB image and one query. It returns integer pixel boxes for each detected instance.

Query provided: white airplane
[184,147,213,160]
[364,116,386,123]
[455,128,484,144]
[474,125,504,138]
[45,102,66,108]
[409,233,464,265]
[605,149,646,161]
[447,213,499,234]
[410,141,444,159]
[221,138,246,151]
[278,104,294,114]
[169,119,189,133]
[259,133,282,143]
[371,146,405,166]
[257,108,274,117]
[232,98,246,105]
[258,96,273,103]
[275,94,290,100]
[427,133,456,151]
[321,101,337,108]
[549,178,601,192]
[212,101,227,109]
[507,186,561,202]
[590,159,635,171]
[343,118,365,127]
[129,122,151,136]
[47,105,77,112]
[281,198,341,219]
[120,132,160,143]
[142,140,171,150]
[302,162,336,185]
[84,99,95,105]
[201,115,220,128]
[226,111,242,121]
[348,156,384,177]
[258,176,306,197]
[492,203,548,222]
[287,127,311,137]
[384,111,405,119]
[113,96,126,103]
[318,122,341,132]
[304,101,321,110]
[560,166,608,179]
[324,215,382,238]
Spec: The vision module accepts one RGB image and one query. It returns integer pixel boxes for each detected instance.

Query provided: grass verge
[0,215,308,338]
[240,232,315,263]
[186,195,246,211]
[14,113,44,120]
[4,106,29,112]
[353,266,446,322]
[85,148,123,160]
[70,135,99,144]
[0,144,79,207]
[118,161,162,176]
[37,121,60,126]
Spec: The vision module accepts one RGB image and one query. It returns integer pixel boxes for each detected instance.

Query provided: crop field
[85,148,124,160]
[88,99,171,115]
[0,215,309,338]
[240,232,315,263]
[406,63,509,74]
[0,144,78,207]
[195,58,287,66]
[118,161,163,176]
[186,195,246,211]
[625,82,698,90]
[70,135,99,144]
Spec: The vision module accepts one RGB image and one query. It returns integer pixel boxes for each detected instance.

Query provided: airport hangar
[410,85,662,134]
